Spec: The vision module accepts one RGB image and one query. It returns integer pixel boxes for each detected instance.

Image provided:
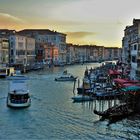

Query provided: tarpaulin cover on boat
[108,70,121,75]
[121,86,140,92]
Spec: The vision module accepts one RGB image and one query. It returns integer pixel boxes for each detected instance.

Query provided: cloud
[66,31,97,38]
[65,31,98,45]
[0,13,24,22]
[0,13,25,29]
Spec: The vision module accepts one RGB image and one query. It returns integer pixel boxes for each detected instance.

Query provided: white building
[0,38,9,66]
[26,37,36,67]
[66,44,76,64]
[9,35,35,68]
[122,19,140,80]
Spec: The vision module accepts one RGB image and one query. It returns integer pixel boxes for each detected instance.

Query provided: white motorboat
[7,80,31,108]
[55,70,77,81]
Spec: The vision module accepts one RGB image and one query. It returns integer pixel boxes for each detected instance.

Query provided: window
[134,44,137,50]
[11,50,14,55]
[132,56,136,63]
[138,44,140,50]
[10,41,14,48]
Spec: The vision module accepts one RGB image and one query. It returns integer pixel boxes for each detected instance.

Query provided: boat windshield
[9,94,29,103]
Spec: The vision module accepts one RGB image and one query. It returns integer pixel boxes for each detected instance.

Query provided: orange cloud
[66,31,97,38]
[0,13,25,29]
[65,31,98,45]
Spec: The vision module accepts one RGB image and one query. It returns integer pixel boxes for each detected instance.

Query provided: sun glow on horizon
[0,0,139,47]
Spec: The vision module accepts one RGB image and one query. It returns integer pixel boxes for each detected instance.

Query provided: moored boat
[94,103,134,120]
[72,95,94,102]
[0,67,15,78]
[95,90,121,100]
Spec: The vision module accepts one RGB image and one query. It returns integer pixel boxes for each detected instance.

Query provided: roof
[9,80,28,93]
[18,29,66,36]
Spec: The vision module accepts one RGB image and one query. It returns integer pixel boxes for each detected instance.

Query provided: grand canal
[0,63,140,139]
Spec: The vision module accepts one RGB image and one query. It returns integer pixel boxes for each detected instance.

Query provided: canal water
[0,63,140,139]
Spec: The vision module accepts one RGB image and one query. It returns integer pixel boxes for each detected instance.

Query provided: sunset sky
[0,0,140,47]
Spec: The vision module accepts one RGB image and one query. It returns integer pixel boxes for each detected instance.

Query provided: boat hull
[94,104,134,120]
[77,87,92,95]
[55,77,77,81]
[7,98,31,108]
[72,95,93,102]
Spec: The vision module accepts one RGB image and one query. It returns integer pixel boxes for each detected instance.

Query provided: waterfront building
[104,47,122,61]
[66,44,76,64]
[75,45,86,63]
[122,19,140,79]
[44,43,59,65]
[26,37,36,69]
[9,35,35,71]
[94,45,104,62]
[66,44,105,63]
[18,29,67,65]
[0,38,9,66]
[0,29,16,38]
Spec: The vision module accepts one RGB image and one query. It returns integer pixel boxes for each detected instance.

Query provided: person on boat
[63,70,67,74]
[13,90,16,94]
[11,73,14,76]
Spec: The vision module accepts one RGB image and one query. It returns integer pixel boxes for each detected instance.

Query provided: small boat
[95,90,121,100]
[0,67,15,78]
[32,63,44,71]
[7,80,31,108]
[94,103,134,120]
[55,70,77,81]
[72,95,93,102]
[77,77,92,94]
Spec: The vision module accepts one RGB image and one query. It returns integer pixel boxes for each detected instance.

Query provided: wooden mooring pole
[73,80,76,95]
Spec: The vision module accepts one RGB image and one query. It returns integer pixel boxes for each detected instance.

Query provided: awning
[108,69,121,75]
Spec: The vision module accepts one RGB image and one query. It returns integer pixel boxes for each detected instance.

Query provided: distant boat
[7,80,31,108]
[55,70,77,81]
[0,67,15,78]
[32,64,44,70]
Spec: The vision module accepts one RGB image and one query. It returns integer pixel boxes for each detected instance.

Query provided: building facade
[18,29,67,65]
[122,19,140,79]
[0,38,9,66]
[104,47,122,61]
[9,35,35,70]
[66,44,119,63]
[26,37,36,68]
